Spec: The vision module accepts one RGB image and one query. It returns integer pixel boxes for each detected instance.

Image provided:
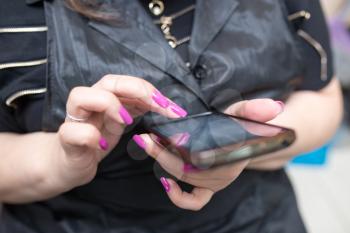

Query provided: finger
[59,122,103,154]
[94,74,187,119]
[135,133,247,189]
[66,86,133,127]
[117,97,148,117]
[133,134,185,180]
[181,159,250,190]
[225,99,284,122]
[247,156,288,170]
[160,177,214,211]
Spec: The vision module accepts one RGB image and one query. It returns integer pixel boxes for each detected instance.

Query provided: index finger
[93,74,188,119]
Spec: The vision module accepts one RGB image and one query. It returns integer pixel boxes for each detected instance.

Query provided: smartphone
[145,112,295,169]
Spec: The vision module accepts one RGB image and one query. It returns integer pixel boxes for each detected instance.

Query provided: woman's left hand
[134,98,284,211]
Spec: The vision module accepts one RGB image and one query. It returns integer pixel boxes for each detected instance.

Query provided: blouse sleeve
[285,0,334,90]
[0,103,22,133]
[0,0,46,133]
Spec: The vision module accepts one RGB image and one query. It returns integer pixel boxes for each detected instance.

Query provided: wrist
[33,133,74,197]
[49,133,97,191]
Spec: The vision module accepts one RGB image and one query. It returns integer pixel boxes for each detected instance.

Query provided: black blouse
[0,0,333,133]
[0,1,332,232]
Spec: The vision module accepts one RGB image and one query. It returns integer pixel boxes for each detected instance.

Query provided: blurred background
[287,1,350,232]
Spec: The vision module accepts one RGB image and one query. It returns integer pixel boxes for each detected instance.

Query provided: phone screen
[146,112,295,168]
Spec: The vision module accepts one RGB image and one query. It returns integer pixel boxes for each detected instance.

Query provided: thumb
[224,99,284,122]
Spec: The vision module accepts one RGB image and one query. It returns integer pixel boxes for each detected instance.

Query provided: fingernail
[169,102,188,117]
[133,134,146,149]
[175,132,190,146]
[275,101,285,114]
[99,137,109,151]
[152,90,170,108]
[154,135,161,143]
[119,106,133,125]
[160,177,171,192]
[183,164,200,173]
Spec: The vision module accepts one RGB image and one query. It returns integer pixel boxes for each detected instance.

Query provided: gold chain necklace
[152,4,196,48]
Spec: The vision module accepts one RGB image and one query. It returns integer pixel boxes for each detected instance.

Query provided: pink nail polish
[119,106,133,125]
[133,135,146,149]
[160,177,171,192]
[275,101,285,114]
[175,132,190,146]
[183,164,200,173]
[169,102,188,117]
[153,135,161,143]
[99,138,109,151]
[152,90,170,108]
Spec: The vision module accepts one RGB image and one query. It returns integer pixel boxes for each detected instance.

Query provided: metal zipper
[288,11,328,81]
[0,26,48,107]
[5,88,47,107]
[0,26,47,33]
[297,30,328,81]
[288,10,311,21]
[0,26,48,69]
[0,59,47,70]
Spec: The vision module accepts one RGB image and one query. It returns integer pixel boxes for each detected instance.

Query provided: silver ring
[66,112,88,123]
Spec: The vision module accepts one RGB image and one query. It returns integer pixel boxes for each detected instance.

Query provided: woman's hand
[247,79,343,170]
[133,99,284,211]
[52,74,187,191]
[0,74,188,203]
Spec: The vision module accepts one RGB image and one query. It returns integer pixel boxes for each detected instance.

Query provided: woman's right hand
[52,74,187,191]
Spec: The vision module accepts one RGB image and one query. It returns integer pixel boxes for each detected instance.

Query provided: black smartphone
[146,112,295,169]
